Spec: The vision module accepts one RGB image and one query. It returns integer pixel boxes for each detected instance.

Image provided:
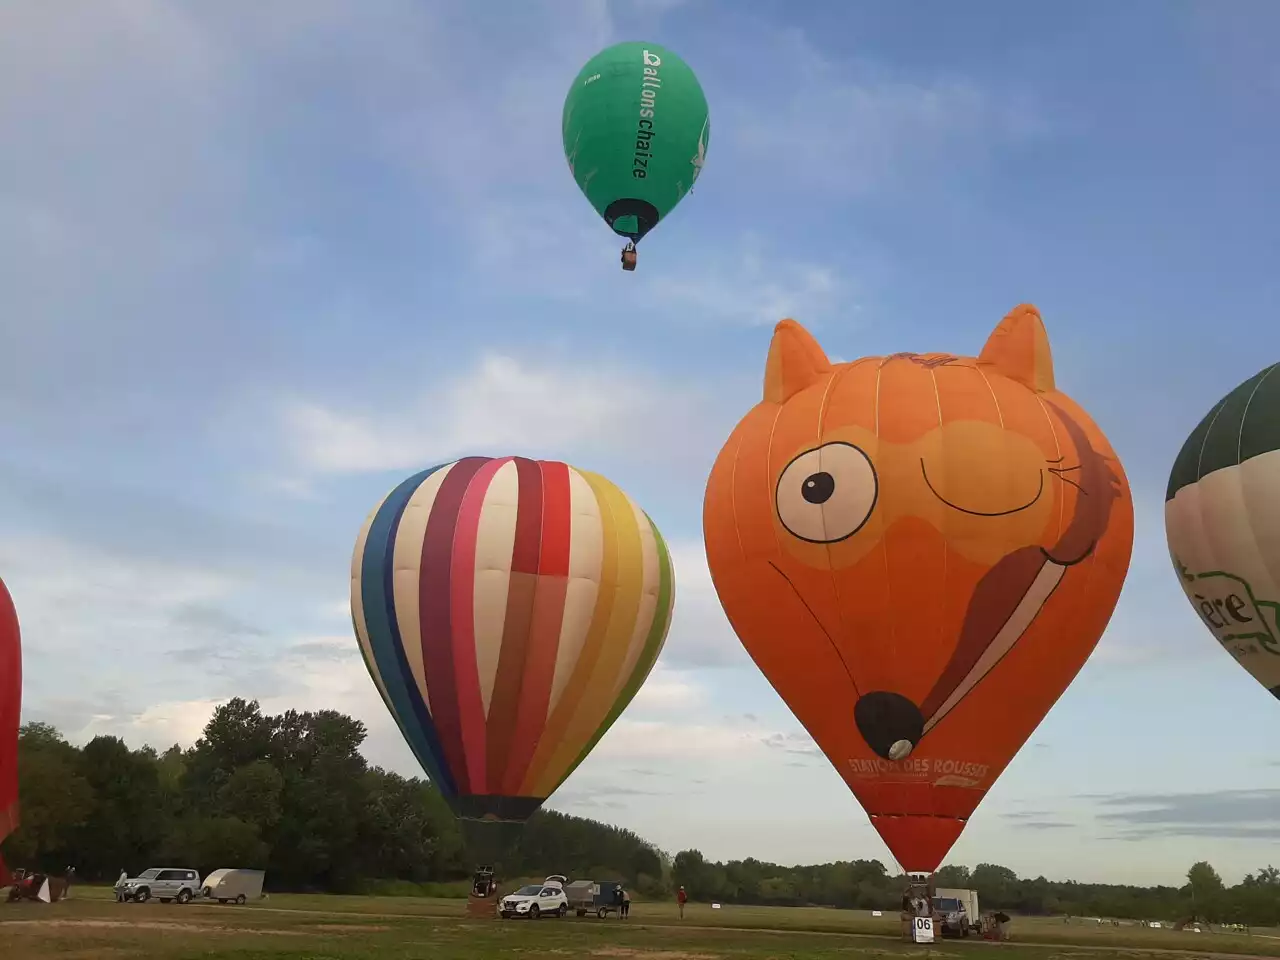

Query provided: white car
[500,881,568,919]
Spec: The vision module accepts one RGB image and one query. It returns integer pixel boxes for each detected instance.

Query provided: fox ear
[979,303,1055,393]
[764,319,832,403]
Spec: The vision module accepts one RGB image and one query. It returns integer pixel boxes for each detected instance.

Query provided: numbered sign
[913,916,935,943]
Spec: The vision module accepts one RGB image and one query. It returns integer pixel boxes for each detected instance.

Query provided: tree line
[671,853,1280,926]
[3,698,1277,926]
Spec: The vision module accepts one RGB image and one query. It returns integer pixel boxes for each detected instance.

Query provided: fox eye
[775,442,878,544]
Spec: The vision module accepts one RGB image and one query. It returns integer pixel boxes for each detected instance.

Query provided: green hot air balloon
[562,41,709,272]
[1166,363,1280,702]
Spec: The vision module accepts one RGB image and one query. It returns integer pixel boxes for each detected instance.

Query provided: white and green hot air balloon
[1165,363,1280,701]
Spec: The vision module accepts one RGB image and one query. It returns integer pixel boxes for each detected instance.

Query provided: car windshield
[933,898,962,911]
[137,869,161,880]
[516,885,542,896]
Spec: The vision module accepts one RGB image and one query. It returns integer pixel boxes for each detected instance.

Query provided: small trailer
[565,879,622,918]
[200,869,265,905]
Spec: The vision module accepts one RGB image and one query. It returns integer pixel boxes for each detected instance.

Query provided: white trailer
[200,869,265,905]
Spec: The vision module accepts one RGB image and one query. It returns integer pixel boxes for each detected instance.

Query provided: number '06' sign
[913,916,935,943]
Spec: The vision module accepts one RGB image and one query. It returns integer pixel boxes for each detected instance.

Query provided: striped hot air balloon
[1166,363,1280,702]
[351,456,675,868]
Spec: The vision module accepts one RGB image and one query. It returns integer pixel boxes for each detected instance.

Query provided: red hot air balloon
[0,577,20,888]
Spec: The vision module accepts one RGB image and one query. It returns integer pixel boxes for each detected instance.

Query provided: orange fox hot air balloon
[703,305,1133,872]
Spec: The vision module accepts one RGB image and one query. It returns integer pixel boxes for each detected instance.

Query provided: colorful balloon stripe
[352,457,674,816]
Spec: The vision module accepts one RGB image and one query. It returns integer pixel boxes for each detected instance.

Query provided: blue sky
[2,0,1279,887]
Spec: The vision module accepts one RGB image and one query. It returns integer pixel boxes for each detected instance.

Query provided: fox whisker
[1050,472,1086,493]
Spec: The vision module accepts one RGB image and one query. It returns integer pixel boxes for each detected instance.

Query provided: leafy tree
[972,862,1020,905]
[934,864,971,887]
[7,704,1280,927]
[2,724,93,869]
[218,760,284,830]
[1187,860,1225,895]
[73,735,166,877]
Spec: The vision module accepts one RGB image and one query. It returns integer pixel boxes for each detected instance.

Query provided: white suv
[121,867,200,904]
[500,880,568,919]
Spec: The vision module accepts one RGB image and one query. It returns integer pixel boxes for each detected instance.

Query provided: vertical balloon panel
[0,576,20,887]
[351,457,675,867]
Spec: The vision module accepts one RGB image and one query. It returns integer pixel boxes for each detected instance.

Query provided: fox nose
[855,691,925,761]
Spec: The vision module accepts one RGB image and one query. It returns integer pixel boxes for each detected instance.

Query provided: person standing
[621,887,631,918]
[677,885,688,919]
[115,869,128,903]
[993,910,1011,941]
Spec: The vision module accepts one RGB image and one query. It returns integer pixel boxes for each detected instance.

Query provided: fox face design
[703,305,1134,871]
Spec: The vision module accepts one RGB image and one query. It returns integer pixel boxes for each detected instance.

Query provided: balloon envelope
[562,41,709,244]
[0,576,20,884]
[703,306,1133,871]
[351,456,674,863]
[1165,362,1280,701]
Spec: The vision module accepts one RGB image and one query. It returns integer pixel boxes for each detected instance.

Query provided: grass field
[4,886,1280,960]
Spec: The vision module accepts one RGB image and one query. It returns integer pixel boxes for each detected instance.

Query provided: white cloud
[275,351,727,476]
[727,27,1057,201]
[659,540,752,669]
[53,629,419,773]
[641,234,846,327]
[96,698,226,750]
[4,532,377,749]
[1,535,234,616]
[629,663,703,711]
[592,719,757,761]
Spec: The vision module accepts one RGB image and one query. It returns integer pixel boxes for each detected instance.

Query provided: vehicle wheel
[558,904,567,918]
[530,905,541,920]
[135,889,150,903]
[177,890,191,904]
[236,894,247,905]
[597,907,608,919]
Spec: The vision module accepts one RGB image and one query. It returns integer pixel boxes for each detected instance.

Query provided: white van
[200,868,266,905]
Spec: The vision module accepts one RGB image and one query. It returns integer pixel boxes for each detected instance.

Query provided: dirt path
[0,917,306,936]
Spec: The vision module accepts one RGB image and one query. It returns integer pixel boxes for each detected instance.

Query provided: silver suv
[931,895,970,937]
[122,867,200,904]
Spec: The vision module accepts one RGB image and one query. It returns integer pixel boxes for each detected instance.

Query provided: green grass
[5,886,1278,960]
